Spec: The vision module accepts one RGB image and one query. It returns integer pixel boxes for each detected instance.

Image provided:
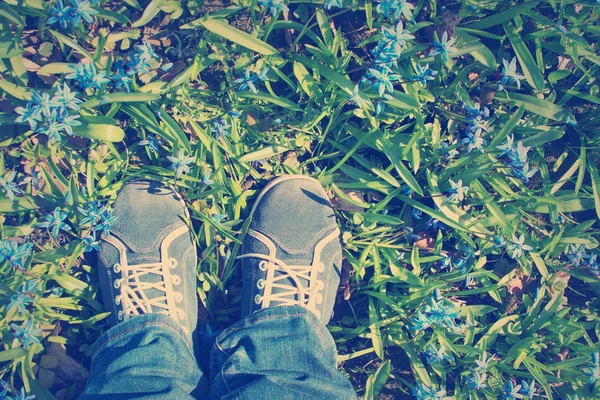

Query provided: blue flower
[423,344,451,365]
[111,61,133,92]
[35,110,65,142]
[372,21,414,67]
[32,91,60,119]
[475,352,495,370]
[0,240,34,271]
[410,312,431,332]
[93,208,117,236]
[493,235,507,248]
[464,102,489,120]
[424,216,444,231]
[412,208,423,220]
[463,129,487,153]
[447,178,469,202]
[53,83,82,112]
[519,380,537,398]
[78,201,106,226]
[14,101,43,130]
[501,380,524,400]
[369,67,401,96]
[259,0,289,15]
[465,371,488,390]
[508,234,532,259]
[584,352,600,385]
[38,208,72,238]
[501,57,526,90]
[201,171,215,185]
[83,234,101,252]
[167,150,195,179]
[47,0,73,28]
[234,70,259,93]
[211,118,231,139]
[0,171,23,201]
[323,0,343,10]
[66,62,109,90]
[497,134,515,157]
[11,319,43,349]
[410,63,438,83]
[430,31,457,63]
[412,384,446,400]
[8,283,36,314]
[136,41,159,62]
[346,85,370,109]
[376,0,414,20]
[139,134,163,153]
[69,0,98,25]
[567,245,587,267]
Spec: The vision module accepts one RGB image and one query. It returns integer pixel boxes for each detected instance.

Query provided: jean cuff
[215,305,332,351]
[91,313,193,361]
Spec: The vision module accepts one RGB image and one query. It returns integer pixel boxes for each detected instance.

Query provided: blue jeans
[80,306,357,399]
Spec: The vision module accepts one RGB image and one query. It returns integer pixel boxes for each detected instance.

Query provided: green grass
[1,0,600,399]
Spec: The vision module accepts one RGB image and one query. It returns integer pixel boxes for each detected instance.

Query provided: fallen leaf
[331,190,366,212]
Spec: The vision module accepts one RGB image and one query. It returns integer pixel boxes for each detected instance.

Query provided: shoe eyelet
[256,279,265,289]
[169,258,178,268]
[315,262,325,273]
[114,279,122,289]
[317,280,324,290]
[254,294,263,305]
[174,292,183,302]
[115,295,121,305]
[117,310,124,320]
[258,261,268,271]
[113,263,121,273]
[172,276,181,285]
[316,294,323,304]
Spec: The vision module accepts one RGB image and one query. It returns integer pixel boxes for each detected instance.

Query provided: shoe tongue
[125,253,168,313]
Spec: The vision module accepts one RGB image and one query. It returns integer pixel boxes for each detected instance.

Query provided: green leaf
[587,159,600,221]
[94,6,131,23]
[503,21,545,92]
[465,1,540,30]
[238,146,289,163]
[81,92,161,108]
[364,360,391,400]
[200,18,279,55]
[49,30,96,63]
[131,0,165,27]
[72,124,125,142]
[293,61,322,97]
[0,39,23,58]
[0,348,28,362]
[495,92,569,121]
[0,196,53,214]
[37,62,75,75]
[0,79,32,100]
[238,91,303,111]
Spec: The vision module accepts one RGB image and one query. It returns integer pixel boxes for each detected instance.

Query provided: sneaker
[97,180,198,335]
[238,175,343,323]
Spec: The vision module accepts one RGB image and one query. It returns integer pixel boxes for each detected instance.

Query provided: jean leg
[80,313,205,400]
[208,306,357,400]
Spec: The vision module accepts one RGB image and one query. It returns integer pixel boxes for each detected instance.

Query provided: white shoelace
[237,253,325,319]
[104,225,189,327]
[113,258,184,322]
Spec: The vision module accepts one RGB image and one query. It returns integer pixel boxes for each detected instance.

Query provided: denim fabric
[81,306,357,400]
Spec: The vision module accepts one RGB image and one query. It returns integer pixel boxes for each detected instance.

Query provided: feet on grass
[238,175,343,323]
[97,180,197,335]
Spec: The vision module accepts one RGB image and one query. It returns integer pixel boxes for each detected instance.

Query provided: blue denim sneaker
[238,175,343,324]
[97,180,198,336]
